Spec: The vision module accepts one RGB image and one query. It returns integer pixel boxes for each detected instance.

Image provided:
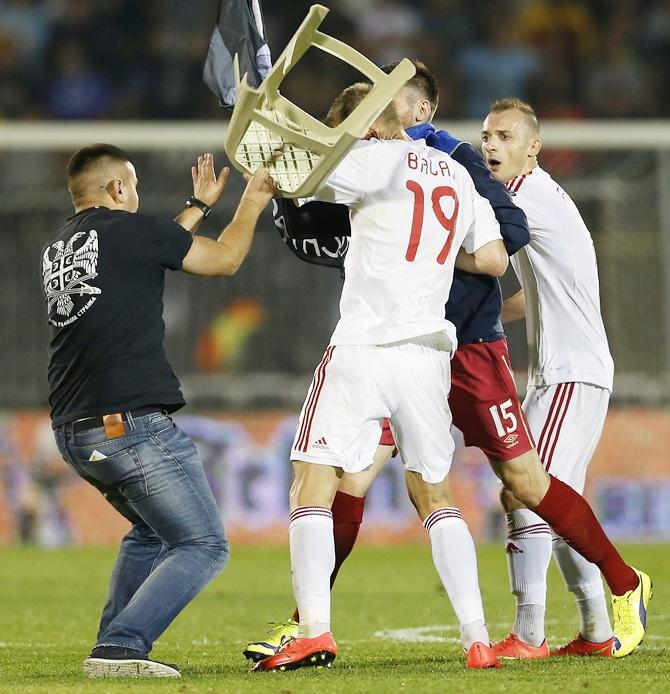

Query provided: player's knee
[409,484,454,518]
[500,486,520,512]
[496,451,548,507]
[503,478,544,508]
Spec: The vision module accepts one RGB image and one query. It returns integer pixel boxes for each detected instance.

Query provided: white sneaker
[83,646,181,678]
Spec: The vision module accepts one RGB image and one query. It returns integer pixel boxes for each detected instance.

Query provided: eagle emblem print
[42,230,101,326]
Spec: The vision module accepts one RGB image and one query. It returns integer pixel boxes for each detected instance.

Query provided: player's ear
[529,137,542,158]
[415,98,432,123]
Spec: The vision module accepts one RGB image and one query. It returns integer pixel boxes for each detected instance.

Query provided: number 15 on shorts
[489,399,518,438]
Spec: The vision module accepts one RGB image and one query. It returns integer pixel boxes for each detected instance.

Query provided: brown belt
[72,407,163,438]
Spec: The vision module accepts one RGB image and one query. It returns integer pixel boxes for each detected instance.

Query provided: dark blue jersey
[273,125,529,344]
[408,124,530,343]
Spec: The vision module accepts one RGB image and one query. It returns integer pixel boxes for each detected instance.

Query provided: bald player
[482,99,652,659]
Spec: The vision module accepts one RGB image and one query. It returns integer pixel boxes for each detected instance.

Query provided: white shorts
[291,332,455,484]
[522,382,610,493]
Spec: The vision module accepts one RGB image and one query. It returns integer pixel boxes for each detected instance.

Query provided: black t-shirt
[42,207,193,426]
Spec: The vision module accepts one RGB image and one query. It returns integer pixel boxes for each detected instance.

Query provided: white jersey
[508,166,614,391]
[309,138,502,347]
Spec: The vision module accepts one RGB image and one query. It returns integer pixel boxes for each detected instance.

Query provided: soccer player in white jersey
[482,98,652,659]
[256,83,509,672]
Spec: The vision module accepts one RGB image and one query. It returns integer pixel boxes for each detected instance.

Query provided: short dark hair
[381,59,439,112]
[325,82,401,130]
[66,143,131,179]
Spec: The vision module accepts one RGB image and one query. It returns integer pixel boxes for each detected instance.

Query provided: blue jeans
[55,411,229,655]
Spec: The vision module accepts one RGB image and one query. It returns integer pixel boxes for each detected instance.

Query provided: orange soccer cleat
[465,642,502,669]
[550,634,614,657]
[492,633,550,659]
[253,632,337,672]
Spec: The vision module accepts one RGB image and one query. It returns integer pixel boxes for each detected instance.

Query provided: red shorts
[449,339,534,461]
[380,418,395,446]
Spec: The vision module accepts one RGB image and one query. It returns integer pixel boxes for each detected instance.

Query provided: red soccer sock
[291,491,366,622]
[532,476,638,596]
[330,490,366,586]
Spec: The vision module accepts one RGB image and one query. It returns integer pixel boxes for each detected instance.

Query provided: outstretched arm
[181,168,277,277]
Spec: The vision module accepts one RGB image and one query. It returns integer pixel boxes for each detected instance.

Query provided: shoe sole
[551,646,613,656]
[494,650,549,660]
[83,657,181,678]
[466,657,501,669]
[257,649,336,672]
[550,639,615,657]
[243,648,274,663]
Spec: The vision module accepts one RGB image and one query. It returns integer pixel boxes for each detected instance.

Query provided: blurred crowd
[1,0,669,121]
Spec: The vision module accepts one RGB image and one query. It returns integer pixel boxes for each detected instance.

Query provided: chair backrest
[224,4,416,198]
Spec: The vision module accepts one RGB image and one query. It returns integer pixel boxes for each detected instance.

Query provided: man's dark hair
[66,144,132,179]
[381,59,439,112]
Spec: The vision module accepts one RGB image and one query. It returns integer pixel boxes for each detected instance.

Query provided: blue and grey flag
[203,0,272,109]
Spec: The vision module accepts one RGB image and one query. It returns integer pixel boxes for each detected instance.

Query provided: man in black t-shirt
[42,144,276,678]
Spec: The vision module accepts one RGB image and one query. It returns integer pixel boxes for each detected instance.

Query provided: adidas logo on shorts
[312,437,329,450]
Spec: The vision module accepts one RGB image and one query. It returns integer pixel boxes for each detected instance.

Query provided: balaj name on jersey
[406,151,452,177]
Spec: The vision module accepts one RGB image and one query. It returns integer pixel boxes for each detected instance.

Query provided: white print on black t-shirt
[42,230,101,327]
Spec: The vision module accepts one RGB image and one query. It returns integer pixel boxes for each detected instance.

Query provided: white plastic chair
[224,4,416,198]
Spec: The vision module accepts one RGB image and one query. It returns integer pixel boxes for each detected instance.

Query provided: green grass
[0,543,667,693]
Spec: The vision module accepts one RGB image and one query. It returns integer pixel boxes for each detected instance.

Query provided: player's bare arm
[455,240,508,277]
[175,153,230,234]
[501,289,525,323]
[181,168,277,277]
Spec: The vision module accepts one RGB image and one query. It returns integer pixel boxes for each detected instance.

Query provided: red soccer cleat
[465,642,502,669]
[550,634,614,657]
[253,632,337,672]
[492,633,550,659]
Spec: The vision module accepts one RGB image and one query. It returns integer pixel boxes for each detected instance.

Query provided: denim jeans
[55,411,229,655]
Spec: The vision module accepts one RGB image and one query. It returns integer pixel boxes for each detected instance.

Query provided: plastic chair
[224,4,415,198]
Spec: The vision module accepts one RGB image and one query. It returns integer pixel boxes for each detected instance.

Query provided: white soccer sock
[505,509,552,647]
[289,507,335,639]
[423,508,489,649]
[552,536,613,643]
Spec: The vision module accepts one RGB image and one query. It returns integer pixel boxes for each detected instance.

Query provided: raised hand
[191,153,230,208]
[241,167,279,210]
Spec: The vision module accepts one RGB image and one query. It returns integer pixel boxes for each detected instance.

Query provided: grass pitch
[0,543,667,693]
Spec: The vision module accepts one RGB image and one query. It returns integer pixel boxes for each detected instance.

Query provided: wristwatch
[185,196,212,218]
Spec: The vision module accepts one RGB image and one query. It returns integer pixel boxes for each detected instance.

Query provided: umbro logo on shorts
[506,542,524,554]
[313,437,329,450]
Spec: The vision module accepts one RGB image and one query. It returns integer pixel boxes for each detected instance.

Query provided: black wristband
[185,196,212,218]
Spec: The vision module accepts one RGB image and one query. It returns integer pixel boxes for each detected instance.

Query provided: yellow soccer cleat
[611,568,653,658]
[243,620,299,662]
